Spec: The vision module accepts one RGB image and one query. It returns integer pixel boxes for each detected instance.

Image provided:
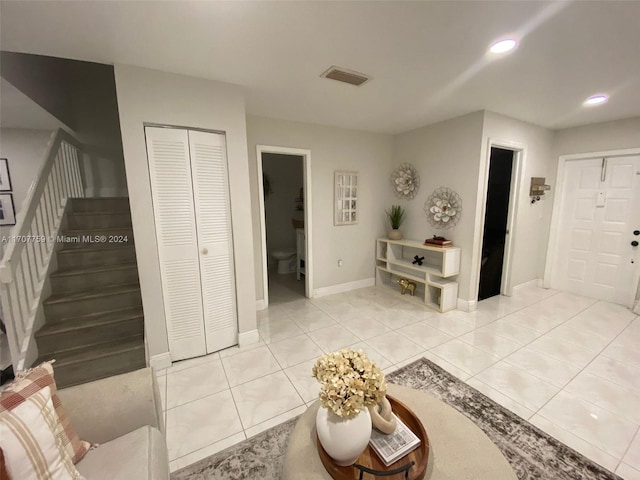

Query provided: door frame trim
[473,138,526,300]
[543,147,640,291]
[256,145,313,307]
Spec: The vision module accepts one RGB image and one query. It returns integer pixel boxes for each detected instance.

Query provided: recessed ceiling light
[584,94,608,106]
[489,39,518,54]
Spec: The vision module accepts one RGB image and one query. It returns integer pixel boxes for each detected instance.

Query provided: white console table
[375,238,460,312]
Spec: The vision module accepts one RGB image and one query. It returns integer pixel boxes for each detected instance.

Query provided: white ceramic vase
[388,229,403,240]
[316,406,372,466]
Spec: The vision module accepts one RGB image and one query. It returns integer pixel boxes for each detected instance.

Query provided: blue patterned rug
[171,358,620,480]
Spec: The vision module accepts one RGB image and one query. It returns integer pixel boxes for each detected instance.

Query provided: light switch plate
[596,191,606,207]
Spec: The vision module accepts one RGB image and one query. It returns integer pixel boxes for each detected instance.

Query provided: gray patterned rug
[171,358,621,480]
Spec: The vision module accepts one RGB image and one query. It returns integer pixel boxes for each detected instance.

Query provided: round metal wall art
[390,163,420,200]
[424,187,462,229]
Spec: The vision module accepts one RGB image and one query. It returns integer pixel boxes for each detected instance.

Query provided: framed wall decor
[390,163,420,200]
[334,171,358,225]
[0,193,16,226]
[424,186,462,229]
[0,158,12,192]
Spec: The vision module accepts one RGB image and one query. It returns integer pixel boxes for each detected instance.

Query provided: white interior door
[551,155,640,306]
[145,127,206,360]
[188,130,238,353]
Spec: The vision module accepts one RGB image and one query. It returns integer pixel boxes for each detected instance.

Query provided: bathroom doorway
[256,146,313,307]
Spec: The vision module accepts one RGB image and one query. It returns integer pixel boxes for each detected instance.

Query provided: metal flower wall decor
[424,187,462,229]
[390,163,420,200]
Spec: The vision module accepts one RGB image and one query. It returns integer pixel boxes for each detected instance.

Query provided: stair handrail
[0,128,85,369]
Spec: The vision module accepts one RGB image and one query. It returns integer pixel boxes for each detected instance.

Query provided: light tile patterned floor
[156,285,640,479]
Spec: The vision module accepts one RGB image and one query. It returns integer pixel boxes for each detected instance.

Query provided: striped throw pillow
[0,361,90,464]
[0,385,84,479]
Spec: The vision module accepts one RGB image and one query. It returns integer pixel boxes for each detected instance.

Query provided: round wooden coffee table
[283,384,517,480]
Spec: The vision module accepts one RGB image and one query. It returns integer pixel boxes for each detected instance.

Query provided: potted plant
[312,349,387,466]
[385,205,405,240]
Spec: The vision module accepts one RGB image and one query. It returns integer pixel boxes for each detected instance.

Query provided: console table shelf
[376,238,460,312]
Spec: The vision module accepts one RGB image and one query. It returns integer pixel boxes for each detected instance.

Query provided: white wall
[0,128,53,250]
[246,115,394,300]
[479,112,555,294]
[553,117,640,157]
[262,153,303,255]
[114,65,256,359]
[392,111,485,302]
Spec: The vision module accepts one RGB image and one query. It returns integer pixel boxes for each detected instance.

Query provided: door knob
[202,247,208,255]
[634,230,640,236]
[632,241,639,247]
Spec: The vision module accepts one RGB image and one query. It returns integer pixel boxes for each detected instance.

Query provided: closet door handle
[201,247,208,255]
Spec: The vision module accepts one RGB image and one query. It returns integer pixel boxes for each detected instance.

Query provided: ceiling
[1,1,639,134]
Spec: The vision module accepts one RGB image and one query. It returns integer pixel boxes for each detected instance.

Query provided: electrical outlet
[338,259,343,267]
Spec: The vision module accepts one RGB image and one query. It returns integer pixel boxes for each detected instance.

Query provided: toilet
[271,250,297,274]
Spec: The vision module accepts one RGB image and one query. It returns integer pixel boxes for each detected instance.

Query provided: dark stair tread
[68,212,131,217]
[56,244,136,255]
[59,364,146,389]
[60,226,133,235]
[37,336,145,367]
[51,262,138,277]
[71,197,129,201]
[44,283,141,305]
[36,307,144,336]
[45,304,145,324]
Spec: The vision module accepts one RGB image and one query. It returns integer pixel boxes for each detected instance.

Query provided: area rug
[171,358,620,480]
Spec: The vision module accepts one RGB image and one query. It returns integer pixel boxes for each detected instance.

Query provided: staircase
[35,198,145,388]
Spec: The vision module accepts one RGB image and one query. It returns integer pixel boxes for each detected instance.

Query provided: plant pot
[387,229,403,240]
[316,406,372,466]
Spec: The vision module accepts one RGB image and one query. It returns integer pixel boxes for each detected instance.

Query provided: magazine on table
[369,413,421,466]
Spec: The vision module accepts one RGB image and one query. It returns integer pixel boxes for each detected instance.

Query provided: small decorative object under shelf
[424,187,462,229]
[390,163,420,200]
[312,349,387,466]
[385,204,405,240]
[397,278,417,296]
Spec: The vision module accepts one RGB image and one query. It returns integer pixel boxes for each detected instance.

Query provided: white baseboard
[150,352,172,371]
[313,277,375,298]
[238,329,260,347]
[457,298,477,312]
[255,299,266,311]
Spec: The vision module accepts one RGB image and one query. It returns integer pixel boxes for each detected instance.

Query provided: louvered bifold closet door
[145,127,206,361]
[188,130,238,353]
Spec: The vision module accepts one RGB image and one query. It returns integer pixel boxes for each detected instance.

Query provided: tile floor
[156,284,640,479]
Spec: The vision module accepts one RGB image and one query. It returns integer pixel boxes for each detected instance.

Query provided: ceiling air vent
[321,66,370,86]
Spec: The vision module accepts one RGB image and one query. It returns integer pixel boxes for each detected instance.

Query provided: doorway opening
[256,146,313,308]
[479,147,515,300]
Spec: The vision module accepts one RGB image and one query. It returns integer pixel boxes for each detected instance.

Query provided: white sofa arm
[57,368,164,444]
